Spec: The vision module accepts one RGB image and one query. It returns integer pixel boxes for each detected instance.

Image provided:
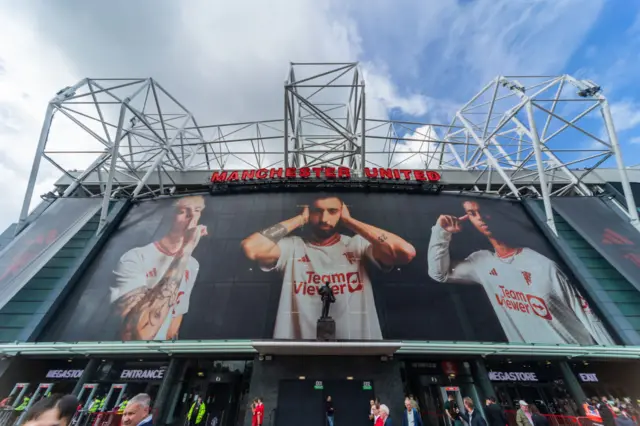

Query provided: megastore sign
[210,167,442,182]
[488,371,539,382]
[46,369,84,379]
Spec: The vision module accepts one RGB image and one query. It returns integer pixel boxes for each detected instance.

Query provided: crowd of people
[365,394,640,426]
[583,396,638,426]
[0,392,153,426]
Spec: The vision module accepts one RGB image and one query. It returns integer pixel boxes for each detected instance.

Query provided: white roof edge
[0,340,637,359]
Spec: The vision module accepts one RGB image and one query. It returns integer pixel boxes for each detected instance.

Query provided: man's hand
[300,205,309,226]
[340,202,352,222]
[182,224,208,255]
[437,215,468,233]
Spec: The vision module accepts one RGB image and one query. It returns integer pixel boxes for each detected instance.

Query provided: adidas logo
[489,268,498,276]
[298,255,310,263]
[602,228,633,246]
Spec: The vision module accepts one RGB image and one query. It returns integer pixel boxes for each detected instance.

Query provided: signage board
[488,371,539,382]
[120,368,166,380]
[210,167,442,183]
[44,193,614,346]
[578,373,599,382]
[45,369,84,379]
[314,381,324,390]
[362,381,372,390]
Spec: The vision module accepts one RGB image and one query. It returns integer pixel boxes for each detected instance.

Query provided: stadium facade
[0,63,639,426]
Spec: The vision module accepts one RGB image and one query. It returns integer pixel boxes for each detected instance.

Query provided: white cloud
[610,101,640,133]
[0,0,612,231]
[0,0,426,230]
[629,136,640,145]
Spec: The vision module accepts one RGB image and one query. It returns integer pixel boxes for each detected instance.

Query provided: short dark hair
[24,394,79,423]
[489,396,497,403]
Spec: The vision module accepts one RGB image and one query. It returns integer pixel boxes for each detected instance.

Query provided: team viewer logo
[526,295,552,320]
[294,271,363,295]
[495,286,553,321]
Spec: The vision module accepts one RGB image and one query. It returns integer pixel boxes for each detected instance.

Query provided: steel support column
[16,104,55,236]
[600,99,640,230]
[525,100,558,235]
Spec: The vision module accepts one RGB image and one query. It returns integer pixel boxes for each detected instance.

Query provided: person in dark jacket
[326,396,335,426]
[484,397,507,426]
[615,409,637,426]
[402,398,423,426]
[598,397,616,426]
[460,398,487,426]
[529,404,549,426]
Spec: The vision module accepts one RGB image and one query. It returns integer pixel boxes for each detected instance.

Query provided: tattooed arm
[112,226,206,340]
[241,207,308,268]
[339,203,416,266]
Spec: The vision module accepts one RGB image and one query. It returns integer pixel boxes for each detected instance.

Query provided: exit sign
[362,381,372,390]
[314,381,324,390]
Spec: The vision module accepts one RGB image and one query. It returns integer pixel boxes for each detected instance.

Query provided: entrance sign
[211,167,442,183]
[120,368,166,380]
[362,381,372,390]
[488,371,539,382]
[314,381,324,390]
[45,369,84,379]
[578,373,599,382]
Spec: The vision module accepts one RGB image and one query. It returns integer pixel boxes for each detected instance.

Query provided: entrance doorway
[275,380,374,426]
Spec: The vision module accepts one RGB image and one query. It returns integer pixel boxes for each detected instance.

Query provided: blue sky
[0,0,639,227]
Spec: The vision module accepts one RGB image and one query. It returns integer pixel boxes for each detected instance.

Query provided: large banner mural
[41,193,615,345]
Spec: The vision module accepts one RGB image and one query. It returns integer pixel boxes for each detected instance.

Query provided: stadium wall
[524,200,640,345]
[0,200,129,342]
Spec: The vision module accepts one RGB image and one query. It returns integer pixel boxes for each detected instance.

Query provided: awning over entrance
[0,340,638,359]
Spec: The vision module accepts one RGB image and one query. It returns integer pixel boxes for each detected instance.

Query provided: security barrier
[0,408,18,426]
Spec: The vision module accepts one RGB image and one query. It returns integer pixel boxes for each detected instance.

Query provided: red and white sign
[211,167,441,183]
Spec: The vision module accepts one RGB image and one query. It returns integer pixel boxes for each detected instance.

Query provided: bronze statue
[319,281,336,319]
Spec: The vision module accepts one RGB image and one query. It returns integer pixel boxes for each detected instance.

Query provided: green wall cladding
[0,214,100,342]
[553,213,640,335]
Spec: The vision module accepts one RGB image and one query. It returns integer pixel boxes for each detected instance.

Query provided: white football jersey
[266,234,383,340]
[110,242,200,340]
[428,224,615,345]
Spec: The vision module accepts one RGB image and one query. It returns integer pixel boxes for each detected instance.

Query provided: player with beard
[428,199,615,345]
[110,196,208,341]
[242,195,416,339]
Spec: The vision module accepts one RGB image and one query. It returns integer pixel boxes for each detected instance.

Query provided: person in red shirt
[256,397,264,426]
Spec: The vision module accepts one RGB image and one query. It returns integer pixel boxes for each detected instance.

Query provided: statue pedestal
[316,318,336,341]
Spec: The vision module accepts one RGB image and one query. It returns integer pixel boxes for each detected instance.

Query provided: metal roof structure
[16,62,640,236]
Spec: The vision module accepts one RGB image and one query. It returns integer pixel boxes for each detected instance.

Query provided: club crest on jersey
[343,252,359,265]
[146,268,157,278]
[294,271,363,295]
[297,255,310,263]
[495,286,552,321]
[489,268,498,276]
[521,271,532,286]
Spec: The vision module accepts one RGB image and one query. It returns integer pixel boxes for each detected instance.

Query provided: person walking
[516,401,533,426]
[402,398,423,426]
[121,394,153,426]
[379,404,393,426]
[326,396,335,426]
[460,398,487,426]
[598,397,616,426]
[444,394,463,426]
[529,404,549,426]
[484,397,507,426]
